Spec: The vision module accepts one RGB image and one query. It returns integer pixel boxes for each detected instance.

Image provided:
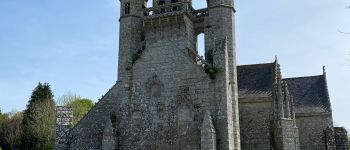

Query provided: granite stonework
[55,0,348,150]
[335,127,349,150]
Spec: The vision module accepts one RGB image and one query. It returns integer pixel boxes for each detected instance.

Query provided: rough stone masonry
[55,0,349,150]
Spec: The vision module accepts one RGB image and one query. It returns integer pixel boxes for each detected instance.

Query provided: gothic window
[177,104,193,136]
[125,3,130,14]
[176,87,193,135]
[178,106,192,123]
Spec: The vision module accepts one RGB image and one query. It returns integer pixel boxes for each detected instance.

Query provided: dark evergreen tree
[0,109,9,150]
[21,82,56,150]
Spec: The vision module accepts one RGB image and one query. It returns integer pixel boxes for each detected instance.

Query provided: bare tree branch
[338,29,350,34]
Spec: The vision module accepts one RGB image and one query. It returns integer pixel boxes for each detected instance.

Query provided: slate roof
[237,62,332,114]
[284,75,332,113]
[237,62,275,97]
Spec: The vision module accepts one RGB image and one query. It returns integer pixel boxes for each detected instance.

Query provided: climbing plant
[131,52,141,65]
[205,64,220,80]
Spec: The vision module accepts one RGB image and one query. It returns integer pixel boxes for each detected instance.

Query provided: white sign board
[56,106,73,126]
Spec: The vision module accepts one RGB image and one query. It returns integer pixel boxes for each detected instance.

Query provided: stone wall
[334,127,349,150]
[55,106,73,150]
[62,2,241,149]
[67,83,123,149]
[114,13,213,149]
[55,126,71,150]
[205,1,239,148]
[273,119,299,150]
[295,112,333,150]
[239,96,273,149]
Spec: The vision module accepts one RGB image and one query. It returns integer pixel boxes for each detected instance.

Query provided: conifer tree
[21,82,56,150]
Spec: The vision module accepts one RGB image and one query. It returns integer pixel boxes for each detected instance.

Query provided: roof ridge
[237,62,275,67]
[283,74,324,80]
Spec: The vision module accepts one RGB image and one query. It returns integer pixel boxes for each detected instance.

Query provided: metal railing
[192,8,208,18]
[143,2,190,17]
[143,2,208,18]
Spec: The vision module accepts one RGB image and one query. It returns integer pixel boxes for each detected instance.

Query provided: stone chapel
[55,0,349,149]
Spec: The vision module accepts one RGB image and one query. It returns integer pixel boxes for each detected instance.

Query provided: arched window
[197,33,205,59]
[192,0,207,9]
[147,0,152,7]
[124,3,130,14]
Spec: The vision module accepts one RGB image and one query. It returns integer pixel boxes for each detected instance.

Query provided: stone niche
[147,75,162,98]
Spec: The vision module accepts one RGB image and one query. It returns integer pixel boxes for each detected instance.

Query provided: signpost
[56,106,73,126]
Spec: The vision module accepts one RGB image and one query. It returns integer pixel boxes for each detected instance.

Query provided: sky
[0,0,349,129]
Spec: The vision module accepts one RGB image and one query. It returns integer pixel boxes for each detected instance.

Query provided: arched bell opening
[196,33,205,59]
[192,0,207,9]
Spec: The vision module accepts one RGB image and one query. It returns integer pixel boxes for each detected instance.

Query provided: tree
[67,98,93,125]
[0,109,9,149]
[21,82,56,150]
[348,135,350,148]
[1,112,22,150]
[57,93,94,126]
[0,109,6,124]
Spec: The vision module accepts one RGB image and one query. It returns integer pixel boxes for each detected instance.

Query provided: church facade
[55,0,349,149]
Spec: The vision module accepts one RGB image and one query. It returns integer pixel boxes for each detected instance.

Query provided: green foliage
[27,83,54,105]
[205,64,220,79]
[21,82,56,150]
[67,98,94,125]
[0,109,9,149]
[57,93,94,126]
[0,109,7,125]
[126,50,143,70]
[205,50,213,64]
[0,111,23,150]
[131,52,141,65]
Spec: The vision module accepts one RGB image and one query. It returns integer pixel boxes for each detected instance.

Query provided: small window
[125,3,130,14]
[110,113,117,128]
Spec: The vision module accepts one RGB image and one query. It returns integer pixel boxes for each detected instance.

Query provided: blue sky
[0,0,349,130]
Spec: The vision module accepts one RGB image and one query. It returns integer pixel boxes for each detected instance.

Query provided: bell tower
[116,0,240,149]
[117,0,146,81]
